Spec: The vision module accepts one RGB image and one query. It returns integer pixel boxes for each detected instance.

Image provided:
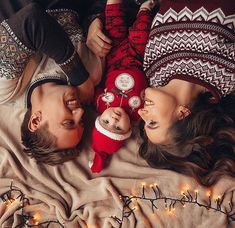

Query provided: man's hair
[138,92,235,187]
[21,109,79,165]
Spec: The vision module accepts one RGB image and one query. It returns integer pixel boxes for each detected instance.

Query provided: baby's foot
[140,0,158,11]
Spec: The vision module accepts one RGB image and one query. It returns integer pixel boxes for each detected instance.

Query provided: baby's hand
[76,78,94,104]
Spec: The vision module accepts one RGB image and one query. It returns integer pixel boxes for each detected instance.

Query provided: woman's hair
[139,92,235,186]
[21,109,81,165]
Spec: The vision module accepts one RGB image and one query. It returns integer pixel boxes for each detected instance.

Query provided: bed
[0,3,235,226]
[0,96,234,227]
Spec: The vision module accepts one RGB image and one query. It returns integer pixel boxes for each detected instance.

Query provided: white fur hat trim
[95,117,132,141]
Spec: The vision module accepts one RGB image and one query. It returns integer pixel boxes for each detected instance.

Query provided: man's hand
[76,78,94,104]
[86,18,112,57]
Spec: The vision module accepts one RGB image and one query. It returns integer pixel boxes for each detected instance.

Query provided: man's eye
[63,120,75,128]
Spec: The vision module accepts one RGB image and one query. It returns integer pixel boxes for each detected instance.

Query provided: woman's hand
[86,18,112,57]
[76,78,94,104]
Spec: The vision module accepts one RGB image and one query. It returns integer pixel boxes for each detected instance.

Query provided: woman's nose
[144,87,153,95]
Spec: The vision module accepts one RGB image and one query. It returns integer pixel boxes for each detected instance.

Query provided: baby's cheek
[121,118,131,132]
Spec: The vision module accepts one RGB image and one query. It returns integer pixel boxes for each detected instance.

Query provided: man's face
[36,85,84,149]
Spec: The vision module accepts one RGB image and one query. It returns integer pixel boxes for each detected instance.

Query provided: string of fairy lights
[0,182,63,227]
[111,182,235,228]
[1,182,235,227]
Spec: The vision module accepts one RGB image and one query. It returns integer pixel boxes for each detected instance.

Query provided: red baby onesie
[94,4,153,120]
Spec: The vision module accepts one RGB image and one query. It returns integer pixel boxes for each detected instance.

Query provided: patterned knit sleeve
[84,0,106,31]
[1,2,88,86]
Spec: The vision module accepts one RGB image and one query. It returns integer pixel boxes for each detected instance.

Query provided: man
[0,0,106,165]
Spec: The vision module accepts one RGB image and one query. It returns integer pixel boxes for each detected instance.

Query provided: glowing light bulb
[215,195,221,200]
[206,190,211,197]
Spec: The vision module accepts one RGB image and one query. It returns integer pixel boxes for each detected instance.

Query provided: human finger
[97,31,112,45]
[89,37,112,57]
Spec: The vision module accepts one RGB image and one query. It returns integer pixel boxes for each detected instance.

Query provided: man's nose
[72,108,84,122]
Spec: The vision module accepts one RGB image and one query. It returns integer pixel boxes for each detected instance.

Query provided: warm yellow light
[165,208,175,216]
[180,184,191,195]
[33,212,41,223]
[183,184,190,191]
[206,190,211,197]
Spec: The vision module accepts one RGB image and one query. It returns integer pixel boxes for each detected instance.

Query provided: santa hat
[90,117,132,173]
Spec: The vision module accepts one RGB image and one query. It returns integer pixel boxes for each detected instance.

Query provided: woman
[138,0,235,186]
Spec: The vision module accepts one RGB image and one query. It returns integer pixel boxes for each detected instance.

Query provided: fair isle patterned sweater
[144,0,235,102]
[0,3,103,107]
[0,3,85,105]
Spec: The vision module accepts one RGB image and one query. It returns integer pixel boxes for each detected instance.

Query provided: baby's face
[99,107,131,134]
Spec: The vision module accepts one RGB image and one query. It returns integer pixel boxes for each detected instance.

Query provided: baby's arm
[128,0,159,56]
[105,0,127,46]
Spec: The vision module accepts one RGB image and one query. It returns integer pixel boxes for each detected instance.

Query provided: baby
[90,0,158,173]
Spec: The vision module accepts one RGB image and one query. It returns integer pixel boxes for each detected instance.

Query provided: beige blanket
[0,97,235,228]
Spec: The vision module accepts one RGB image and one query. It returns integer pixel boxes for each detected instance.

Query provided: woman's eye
[147,120,158,129]
[149,120,157,126]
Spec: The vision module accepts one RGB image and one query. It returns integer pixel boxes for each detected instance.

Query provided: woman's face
[138,87,180,144]
[99,107,131,134]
